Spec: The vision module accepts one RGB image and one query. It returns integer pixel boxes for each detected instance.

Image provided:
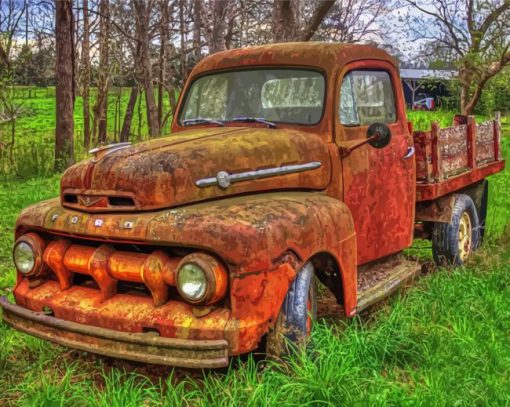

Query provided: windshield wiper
[183,118,225,127]
[231,116,277,128]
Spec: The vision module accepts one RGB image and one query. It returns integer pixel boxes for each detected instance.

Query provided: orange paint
[3,43,504,367]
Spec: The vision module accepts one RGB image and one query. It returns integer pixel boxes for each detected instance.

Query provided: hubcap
[458,212,472,262]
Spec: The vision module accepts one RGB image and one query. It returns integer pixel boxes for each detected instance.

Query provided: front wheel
[432,194,480,267]
[265,261,317,359]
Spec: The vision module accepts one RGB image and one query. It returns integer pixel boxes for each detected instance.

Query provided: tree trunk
[114,86,122,141]
[272,0,298,42]
[120,85,138,142]
[81,0,91,149]
[271,1,333,43]
[93,0,109,143]
[460,83,470,115]
[463,79,486,115]
[461,53,509,115]
[210,0,227,53]
[24,0,29,85]
[137,88,143,139]
[179,0,187,82]
[9,118,15,164]
[133,0,160,137]
[55,0,75,172]
[300,0,335,41]
[192,0,202,61]
[459,67,470,115]
[167,44,178,118]
[158,0,170,128]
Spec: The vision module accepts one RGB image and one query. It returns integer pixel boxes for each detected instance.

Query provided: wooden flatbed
[413,113,504,202]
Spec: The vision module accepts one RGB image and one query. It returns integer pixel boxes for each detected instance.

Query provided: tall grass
[406,109,490,131]
[0,87,175,179]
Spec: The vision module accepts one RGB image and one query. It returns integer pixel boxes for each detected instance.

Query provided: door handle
[402,146,415,160]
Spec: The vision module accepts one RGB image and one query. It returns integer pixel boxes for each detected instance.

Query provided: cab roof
[192,42,398,76]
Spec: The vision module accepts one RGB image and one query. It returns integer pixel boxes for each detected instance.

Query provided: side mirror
[367,122,392,149]
[339,122,392,157]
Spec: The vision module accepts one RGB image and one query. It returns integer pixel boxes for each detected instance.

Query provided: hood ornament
[196,161,322,189]
[78,195,104,207]
[89,142,131,162]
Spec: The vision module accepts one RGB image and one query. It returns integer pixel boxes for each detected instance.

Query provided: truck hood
[60,127,331,212]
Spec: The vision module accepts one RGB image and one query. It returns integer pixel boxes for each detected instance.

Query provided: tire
[432,194,480,267]
[266,261,317,359]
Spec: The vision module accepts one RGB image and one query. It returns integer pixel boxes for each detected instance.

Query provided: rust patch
[439,124,469,177]
[475,121,495,165]
[1,296,229,368]
[415,195,455,223]
[60,128,331,212]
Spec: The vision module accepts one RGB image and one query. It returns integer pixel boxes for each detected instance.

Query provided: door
[335,61,415,265]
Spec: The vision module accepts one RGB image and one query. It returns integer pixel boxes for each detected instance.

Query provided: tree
[158,0,171,127]
[405,0,510,115]
[80,0,91,148]
[178,0,188,81]
[208,0,228,53]
[272,0,336,42]
[192,0,202,60]
[28,2,57,87]
[313,0,386,43]
[107,0,138,141]
[93,0,110,143]
[120,85,138,142]
[133,0,160,137]
[0,0,27,69]
[54,0,75,171]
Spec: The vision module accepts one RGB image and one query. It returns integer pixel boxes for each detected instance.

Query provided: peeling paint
[3,43,505,367]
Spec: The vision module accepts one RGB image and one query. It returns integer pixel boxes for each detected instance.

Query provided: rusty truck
[1,43,505,368]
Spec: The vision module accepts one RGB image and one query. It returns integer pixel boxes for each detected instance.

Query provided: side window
[339,70,396,126]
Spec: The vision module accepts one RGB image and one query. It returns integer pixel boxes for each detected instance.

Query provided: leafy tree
[405,0,510,115]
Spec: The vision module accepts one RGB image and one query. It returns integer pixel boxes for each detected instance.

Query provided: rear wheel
[432,194,480,267]
[266,262,317,359]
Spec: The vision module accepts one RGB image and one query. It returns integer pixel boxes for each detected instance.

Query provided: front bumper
[1,296,229,368]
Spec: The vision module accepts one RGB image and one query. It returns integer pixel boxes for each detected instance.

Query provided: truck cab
[1,43,504,368]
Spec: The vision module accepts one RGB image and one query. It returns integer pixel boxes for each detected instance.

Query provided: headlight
[176,253,228,305]
[14,241,35,274]
[13,233,46,276]
[177,263,207,301]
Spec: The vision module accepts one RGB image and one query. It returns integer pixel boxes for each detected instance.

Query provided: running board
[356,259,422,313]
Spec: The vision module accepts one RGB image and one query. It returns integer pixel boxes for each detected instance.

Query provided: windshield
[179,69,325,125]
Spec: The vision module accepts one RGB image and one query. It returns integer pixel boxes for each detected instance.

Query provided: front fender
[149,191,356,354]
[147,191,356,273]
[16,192,357,354]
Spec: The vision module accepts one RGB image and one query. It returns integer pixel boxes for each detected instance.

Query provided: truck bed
[413,114,505,202]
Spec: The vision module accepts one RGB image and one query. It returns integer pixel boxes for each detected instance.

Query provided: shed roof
[400,68,456,80]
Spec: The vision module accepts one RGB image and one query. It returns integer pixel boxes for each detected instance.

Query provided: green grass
[0,109,509,405]
[406,109,490,131]
[0,87,174,178]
